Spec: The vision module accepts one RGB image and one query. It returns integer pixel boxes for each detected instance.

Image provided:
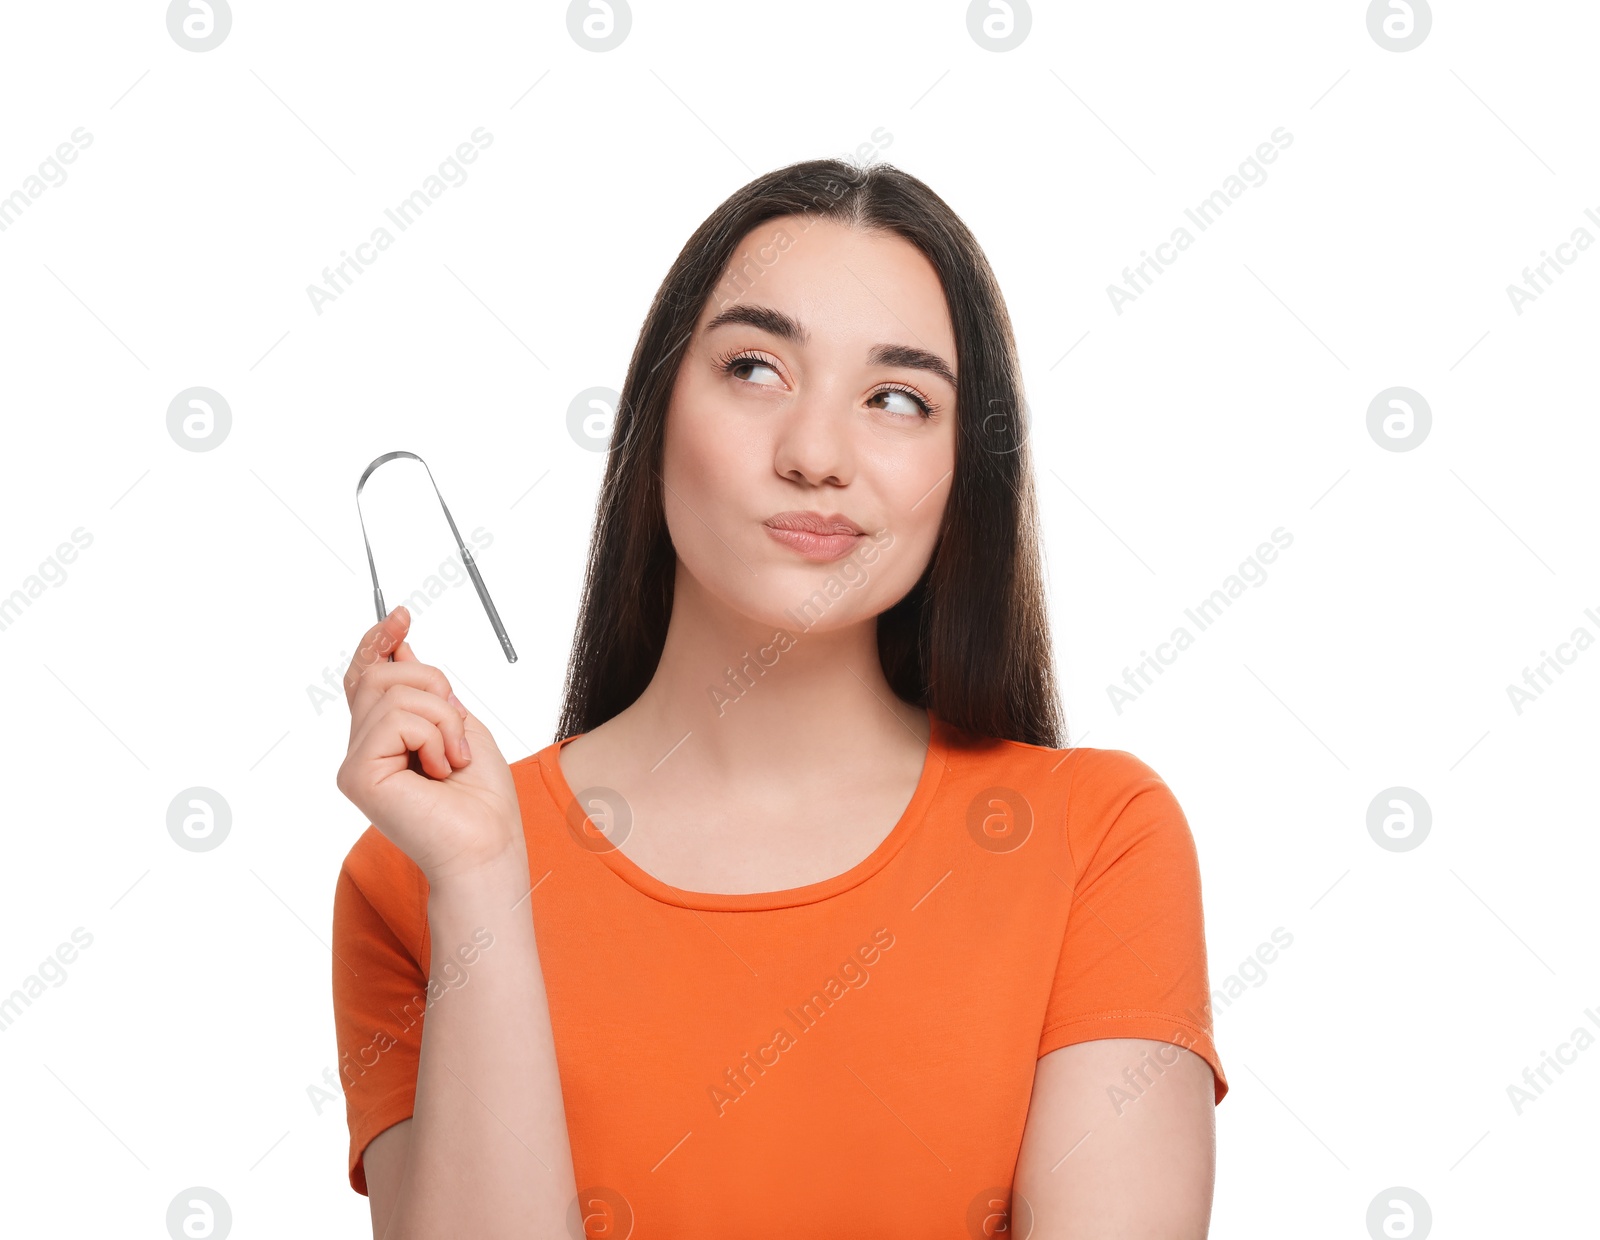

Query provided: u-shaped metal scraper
[356,450,517,663]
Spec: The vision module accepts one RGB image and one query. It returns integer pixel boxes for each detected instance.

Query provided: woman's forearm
[382,847,577,1239]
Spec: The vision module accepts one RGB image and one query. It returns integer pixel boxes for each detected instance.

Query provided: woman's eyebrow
[705,303,805,344]
[703,304,957,387]
[868,343,957,389]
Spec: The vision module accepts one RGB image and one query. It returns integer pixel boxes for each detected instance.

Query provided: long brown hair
[555,157,1063,748]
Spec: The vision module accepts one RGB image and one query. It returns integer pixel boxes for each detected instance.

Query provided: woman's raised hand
[334,605,525,884]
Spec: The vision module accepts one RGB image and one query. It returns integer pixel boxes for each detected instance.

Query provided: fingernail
[448,692,465,714]
[460,735,471,760]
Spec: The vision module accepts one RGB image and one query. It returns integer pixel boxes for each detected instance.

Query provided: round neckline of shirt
[534,712,950,912]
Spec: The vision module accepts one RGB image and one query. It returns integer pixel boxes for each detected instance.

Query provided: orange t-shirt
[331,712,1227,1236]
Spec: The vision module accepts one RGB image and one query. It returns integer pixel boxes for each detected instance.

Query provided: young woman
[332,157,1228,1239]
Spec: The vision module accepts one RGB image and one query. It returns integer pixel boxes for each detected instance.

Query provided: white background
[0,1,1595,1236]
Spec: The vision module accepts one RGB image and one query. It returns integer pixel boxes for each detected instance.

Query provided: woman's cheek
[670,405,749,521]
[662,407,746,576]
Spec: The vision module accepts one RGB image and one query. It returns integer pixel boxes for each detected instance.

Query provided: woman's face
[661,216,958,635]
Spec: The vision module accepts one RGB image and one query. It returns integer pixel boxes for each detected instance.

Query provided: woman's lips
[762,525,867,562]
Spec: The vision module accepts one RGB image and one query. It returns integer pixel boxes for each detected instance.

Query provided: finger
[454,705,507,767]
[349,682,466,775]
[353,704,454,781]
[381,685,471,768]
[345,607,411,704]
[348,659,459,729]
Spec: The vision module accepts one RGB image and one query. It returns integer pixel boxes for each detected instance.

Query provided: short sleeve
[1038,749,1228,1105]
[331,826,432,1194]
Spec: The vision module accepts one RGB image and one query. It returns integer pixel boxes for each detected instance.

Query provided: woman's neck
[601,561,930,782]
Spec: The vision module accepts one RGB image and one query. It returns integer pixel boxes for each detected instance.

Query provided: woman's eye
[720,354,931,418]
[728,357,782,386]
[869,387,930,418]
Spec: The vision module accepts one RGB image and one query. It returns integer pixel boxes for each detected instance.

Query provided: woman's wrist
[424,833,532,917]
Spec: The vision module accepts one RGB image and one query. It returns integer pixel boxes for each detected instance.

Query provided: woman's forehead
[704,219,954,356]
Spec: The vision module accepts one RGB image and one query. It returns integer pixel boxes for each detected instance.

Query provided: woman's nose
[771,384,854,488]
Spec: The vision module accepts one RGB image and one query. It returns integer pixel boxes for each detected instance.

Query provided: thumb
[385,605,419,661]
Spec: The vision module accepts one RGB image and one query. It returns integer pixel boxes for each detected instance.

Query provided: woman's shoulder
[941,726,1192,858]
[940,720,1173,802]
